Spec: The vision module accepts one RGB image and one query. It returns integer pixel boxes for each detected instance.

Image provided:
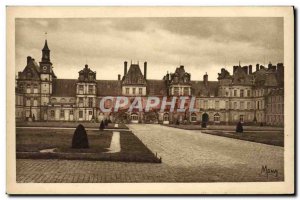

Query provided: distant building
[16,40,284,126]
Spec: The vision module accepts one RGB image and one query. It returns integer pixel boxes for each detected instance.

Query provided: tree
[72,124,89,148]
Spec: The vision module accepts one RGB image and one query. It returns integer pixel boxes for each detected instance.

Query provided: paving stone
[16,124,284,183]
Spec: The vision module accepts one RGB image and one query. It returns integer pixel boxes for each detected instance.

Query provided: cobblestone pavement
[17,124,284,182]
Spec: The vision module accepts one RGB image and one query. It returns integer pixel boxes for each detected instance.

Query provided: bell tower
[39,38,54,120]
[42,40,50,63]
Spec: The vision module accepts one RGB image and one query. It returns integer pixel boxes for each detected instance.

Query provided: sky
[15,17,283,81]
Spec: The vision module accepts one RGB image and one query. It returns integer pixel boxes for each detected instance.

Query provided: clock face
[43,66,47,71]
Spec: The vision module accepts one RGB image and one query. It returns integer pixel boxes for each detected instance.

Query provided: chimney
[124,61,128,76]
[233,66,238,73]
[249,65,252,74]
[118,74,121,81]
[260,65,264,70]
[268,62,272,69]
[27,56,31,64]
[203,72,208,86]
[242,66,248,74]
[144,61,147,79]
[256,64,259,71]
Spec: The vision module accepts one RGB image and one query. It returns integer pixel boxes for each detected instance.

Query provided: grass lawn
[201,130,284,147]
[16,128,160,163]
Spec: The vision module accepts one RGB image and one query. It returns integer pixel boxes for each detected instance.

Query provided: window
[33,84,38,93]
[215,101,219,109]
[184,88,189,95]
[79,97,84,103]
[234,90,237,97]
[234,102,237,109]
[88,111,93,115]
[214,113,220,122]
[79,111,83,118]
[257,101,260,109]
[139,88,143,95]
[26,84,31,93]
[240,115,244,122]
[88,97,93,107]
[132,88,136,95]
[33,97,38,106]
[51,98,57,104]
[247,102,251,109]
[163,113,169,121]
[26,97,31,106]
[131,113,138,121]
[240,89,244,97]
[191,113,197,122]
[60,110,64,118]
[79,85,84,94]
[174,87,179,95]
[204,100,208,109]
[240,102,244,110]
[60,98,66,103]
[225,101,229,109]
[70,110,73,115]
[88,85,93,94]
[50,110,55,117]
[247,90,251,97]
[126,88,129,94]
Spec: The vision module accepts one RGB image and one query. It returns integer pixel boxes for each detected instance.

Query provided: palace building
[15,40,284,126]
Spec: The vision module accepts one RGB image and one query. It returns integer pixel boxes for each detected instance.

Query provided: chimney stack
[242,66,248,74]
[249,65,252,74]
[203,72,208,86]
[144,61,147,79]
[124,61,128,76]
[260,65,264,70]
[27,56,31,64]
[118,74,121,81]
[256,64,259,71]
[233,66,238,73]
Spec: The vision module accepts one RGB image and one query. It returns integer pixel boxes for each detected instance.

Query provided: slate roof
[18,57,41,80]
[269,88,284,96]
[97,80,122,96]
[52,79,77,97]
[147,80,168,96]
[191,81,219,97]
[123,64,146,85]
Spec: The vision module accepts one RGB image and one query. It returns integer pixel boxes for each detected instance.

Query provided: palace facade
[16,40,284,126]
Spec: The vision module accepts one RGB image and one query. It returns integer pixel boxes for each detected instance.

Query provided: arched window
[69,98,75,103]
[60,98,66,103]
[191,113,197,122]
[214,113,220,122]
[131,113,139,121]
[50,110,55,117]
[51,98,57,103]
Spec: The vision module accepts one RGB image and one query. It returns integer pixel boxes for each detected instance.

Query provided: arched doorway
[201,113,209,128]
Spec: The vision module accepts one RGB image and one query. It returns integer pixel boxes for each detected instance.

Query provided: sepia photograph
[6,6,294,194]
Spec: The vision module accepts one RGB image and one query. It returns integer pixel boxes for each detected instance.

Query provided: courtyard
[16,124,284,182]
